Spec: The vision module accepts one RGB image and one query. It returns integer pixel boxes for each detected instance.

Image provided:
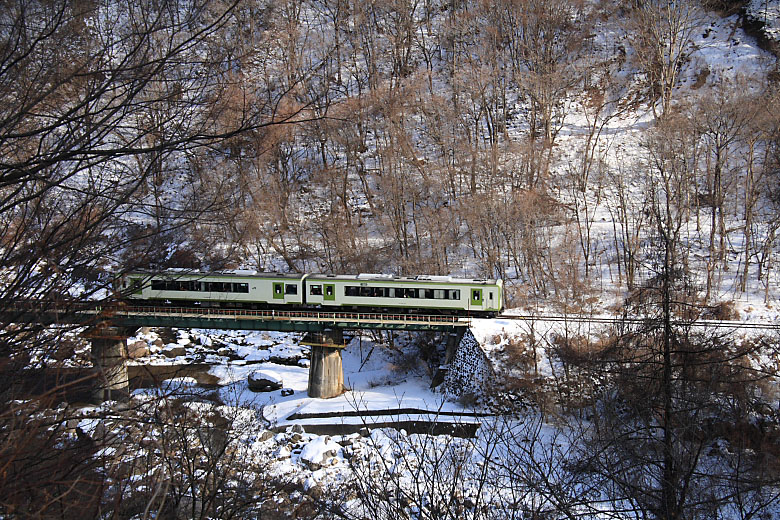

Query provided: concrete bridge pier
[86,326,131,402]
[304,329,345,399]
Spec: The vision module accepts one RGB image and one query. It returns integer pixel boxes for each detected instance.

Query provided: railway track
[494,314,780,330]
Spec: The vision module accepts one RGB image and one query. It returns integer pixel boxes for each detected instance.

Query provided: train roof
[307,273,502,285]
[125,270,502,285]
[125,269,303,279]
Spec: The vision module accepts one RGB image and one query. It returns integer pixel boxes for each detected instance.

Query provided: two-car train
[119,271,503,316]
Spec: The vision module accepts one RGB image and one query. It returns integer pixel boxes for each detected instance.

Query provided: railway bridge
[5,302,472,399]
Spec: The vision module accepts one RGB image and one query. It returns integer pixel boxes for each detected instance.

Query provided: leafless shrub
[702,300,741,320]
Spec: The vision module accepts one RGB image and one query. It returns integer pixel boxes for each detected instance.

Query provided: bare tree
[498,0,586,147]
[625,0,702,118]
[0,0,320,514]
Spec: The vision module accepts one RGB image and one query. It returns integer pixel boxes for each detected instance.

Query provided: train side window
[452,290,460,299]
[310,285,322,295]
[285,284,298,295]
[424,289,434,299]
[489,291,493,300]
[345,286,358,297]
[151,280,165,291]
[236,283,249,293]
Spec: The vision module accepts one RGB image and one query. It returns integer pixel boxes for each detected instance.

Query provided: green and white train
[120,271,503,316]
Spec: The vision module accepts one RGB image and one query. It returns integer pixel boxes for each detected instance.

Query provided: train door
[470,288,483,308]
[324,284,335,301]
[273,282,284,300]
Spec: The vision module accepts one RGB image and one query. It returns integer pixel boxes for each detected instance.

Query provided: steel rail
[494,314,780,330]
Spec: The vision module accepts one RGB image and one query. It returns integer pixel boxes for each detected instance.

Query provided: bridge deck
[5,303,472,331]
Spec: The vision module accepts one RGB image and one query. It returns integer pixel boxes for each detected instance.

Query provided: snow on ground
[747,0,780,41]
[686,11,770,86]
[128,328,475,430]
[233,334,470,428]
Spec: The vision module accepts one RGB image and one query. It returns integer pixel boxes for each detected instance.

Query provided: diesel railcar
[119,270,503,316]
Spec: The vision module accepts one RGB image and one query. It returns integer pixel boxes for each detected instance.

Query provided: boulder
[247,370,283,392]
[127,340,150,359]
[300,436,341,470]
[162,344,187,358]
